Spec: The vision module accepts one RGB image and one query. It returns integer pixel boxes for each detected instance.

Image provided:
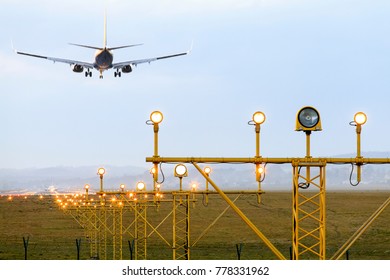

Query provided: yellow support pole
[356,123,362,183]
[331,195,390,260]
[192,162,286,260]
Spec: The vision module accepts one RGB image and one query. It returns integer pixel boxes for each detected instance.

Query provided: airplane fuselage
[94,48,113,70]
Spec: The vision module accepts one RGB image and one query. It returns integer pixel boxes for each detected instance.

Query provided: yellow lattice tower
[134,202,147,259]
[112,201,123,260]
[134,182,148,260]
[172,192,190,260]
[292,161,326,259]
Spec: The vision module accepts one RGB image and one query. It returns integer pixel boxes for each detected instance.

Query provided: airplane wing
[15,50,94,69]
[112,51,189,69]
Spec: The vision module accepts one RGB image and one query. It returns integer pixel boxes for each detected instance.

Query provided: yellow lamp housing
[354,112,367,125]
[150,111,164,124]
[136,181,146,191]
[204,166,212,175]
[295,106,322,132]
[174,164,188,177]
[252,111,266,125]
[98,167,106,176]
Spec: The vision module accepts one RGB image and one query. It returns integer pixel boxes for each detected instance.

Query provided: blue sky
[1,0,390,169]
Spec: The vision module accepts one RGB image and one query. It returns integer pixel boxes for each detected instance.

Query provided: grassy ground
[0,191,389,260]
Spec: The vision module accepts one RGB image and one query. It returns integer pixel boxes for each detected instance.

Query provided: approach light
[204,166,212,175]
[98,168,105,176]
[150,111,164,124]
[84,184,90,190]
[354,112,367,125]
[296,106,322,131]
[136,181,146,191]
[253,111,266,125]
[120,184,125,191]
[257,166,265,175]
[174,164,188,178]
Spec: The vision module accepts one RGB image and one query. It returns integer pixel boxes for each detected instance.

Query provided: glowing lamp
[354,112,367,125]
[98,168,105,176]
[174,164,188,177]
[257,166,265,174]
[150,111,163,124]
[204,166,212,175]
[136,181,146,191]
[252,111,266,125]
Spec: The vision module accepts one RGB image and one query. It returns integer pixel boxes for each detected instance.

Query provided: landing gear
[85,69,92,77]
[114,69,122,78]
[99,70,103,79]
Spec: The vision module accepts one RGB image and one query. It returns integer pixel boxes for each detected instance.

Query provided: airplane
[14,15,190,79]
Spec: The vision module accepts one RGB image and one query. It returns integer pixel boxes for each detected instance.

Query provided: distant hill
[1,151,390,193]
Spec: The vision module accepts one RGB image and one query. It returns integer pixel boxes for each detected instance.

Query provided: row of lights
[151,108,367,132]
[79,109,367,197]
[84,165,214,194]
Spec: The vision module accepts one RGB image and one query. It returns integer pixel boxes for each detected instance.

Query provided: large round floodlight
[174,164,188,177]
[84,184,90,190]
[136,181,146,191]
[150,111,163,124]
[296,106,322,131]
[252,111,266,125]
[354,112,367,125]
[97,168,106,176]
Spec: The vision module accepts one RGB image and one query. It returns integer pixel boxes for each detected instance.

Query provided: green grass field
[0,191,389,260]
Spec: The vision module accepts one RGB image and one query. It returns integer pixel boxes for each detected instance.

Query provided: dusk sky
[2,0,390,170]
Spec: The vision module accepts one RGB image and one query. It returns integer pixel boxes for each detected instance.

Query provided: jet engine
[122,65,132,73]
[71,64,84,73]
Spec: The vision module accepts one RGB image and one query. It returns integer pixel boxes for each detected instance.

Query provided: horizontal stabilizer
[69,43,102,50]
[108,43,143,51]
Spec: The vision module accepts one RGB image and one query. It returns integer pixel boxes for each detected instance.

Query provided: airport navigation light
[295,106,322,132]
[203,166,211,204]
[149,111,164,183]
[175,164,188,192]
[253,111,266,125]
[137,181,146,191]
[98,168,105,176]
[257,165,265,175]
[120,184,125,192]
[295,107,322,189]
[354,112,367,125]
[97,167,105,192]
[204,166,212,175]
[150,111,164,124]
[352,112,367,184]
[174,164,188,178]
[85,184,90,201]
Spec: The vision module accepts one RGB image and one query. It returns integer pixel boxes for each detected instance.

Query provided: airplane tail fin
[70,12,143,51]
[104,11,107,49]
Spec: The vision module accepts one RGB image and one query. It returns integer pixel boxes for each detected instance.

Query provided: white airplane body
[15,15,190,79]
